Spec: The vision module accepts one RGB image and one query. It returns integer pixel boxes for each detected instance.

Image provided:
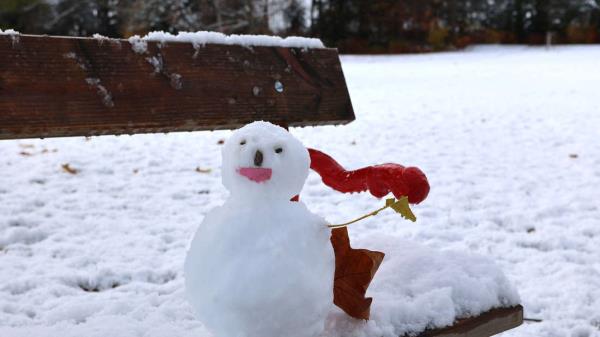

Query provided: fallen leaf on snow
[196,167,212,173]
[331,227,384,320]
[41,148,58,154]
[386,197,416,222]
[61,164,79,175]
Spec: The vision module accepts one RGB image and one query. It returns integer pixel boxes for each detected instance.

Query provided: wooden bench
[0,33,523,337]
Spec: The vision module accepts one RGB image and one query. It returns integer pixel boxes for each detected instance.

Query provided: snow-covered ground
[1,45,600,337]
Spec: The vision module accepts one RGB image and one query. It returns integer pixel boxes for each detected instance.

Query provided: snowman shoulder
[188,205,230,243]
[194,205,228,230]
[285,201,329,231]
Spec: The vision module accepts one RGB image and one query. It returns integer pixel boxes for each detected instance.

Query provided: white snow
[185,122,334,337]
[145,56,162,73]
[170,73,183,90]
[85,78,114,108]
[0,28,19,35]
[1,45,600,337]
[92,33,109,40]
[140,31,325,49]
[92,33,110,46]
[128,35,148,54]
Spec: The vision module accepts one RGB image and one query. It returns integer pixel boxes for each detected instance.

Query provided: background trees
[1,0,599,53]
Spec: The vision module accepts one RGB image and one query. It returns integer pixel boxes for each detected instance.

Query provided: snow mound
[138,31,325,49]
[322,235,520,337]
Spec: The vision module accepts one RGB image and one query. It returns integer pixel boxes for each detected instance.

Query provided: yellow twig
[327,204,390,229]
[327,196,416,229]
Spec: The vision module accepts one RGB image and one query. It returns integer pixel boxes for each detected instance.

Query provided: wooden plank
[0,34,354,140]
[414,305,523,337]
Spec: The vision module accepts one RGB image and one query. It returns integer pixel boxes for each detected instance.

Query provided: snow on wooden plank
[0,34,354,140]
[414,305,523,337]
[133,31,326,49]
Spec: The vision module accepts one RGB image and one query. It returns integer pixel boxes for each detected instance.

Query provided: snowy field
[1,45,600,337]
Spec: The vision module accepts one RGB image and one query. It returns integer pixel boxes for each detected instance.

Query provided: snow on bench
[322,236,521,337]
[0,28,20,35]
[127,31,325,50]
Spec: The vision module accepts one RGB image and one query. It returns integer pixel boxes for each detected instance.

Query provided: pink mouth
[238,167,272,183]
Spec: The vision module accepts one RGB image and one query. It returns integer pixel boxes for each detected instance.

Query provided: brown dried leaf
[41,148,58,154]
[19,151,33,156]
[61,163,79,175]
[196,167,212,173]
[331,227,384,320]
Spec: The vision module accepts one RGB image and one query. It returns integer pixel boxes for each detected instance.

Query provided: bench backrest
[0,34,354,140]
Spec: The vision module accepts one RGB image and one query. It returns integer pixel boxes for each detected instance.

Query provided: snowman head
[221,121,310,201]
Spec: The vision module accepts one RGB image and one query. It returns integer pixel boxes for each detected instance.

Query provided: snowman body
[184,122,335,337]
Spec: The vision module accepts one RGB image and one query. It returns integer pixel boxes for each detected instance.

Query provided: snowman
[184,121,335,337]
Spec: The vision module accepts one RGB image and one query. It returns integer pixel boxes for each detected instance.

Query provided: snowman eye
[274,147,283,154]
[240,140,246,145]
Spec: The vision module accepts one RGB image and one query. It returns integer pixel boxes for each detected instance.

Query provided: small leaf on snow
[19,151,33,156]
[61,164,79,175]
[196,167,212,173]
[41,148,58,154]
[386,197,416,222]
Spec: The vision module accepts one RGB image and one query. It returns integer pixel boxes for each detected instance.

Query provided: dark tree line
[311,0,600,52]
[1,0,599,53]
[0,0,293,37]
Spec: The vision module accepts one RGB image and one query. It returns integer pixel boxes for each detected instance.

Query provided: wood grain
[0,34,354,140]
[413,305,524,337]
